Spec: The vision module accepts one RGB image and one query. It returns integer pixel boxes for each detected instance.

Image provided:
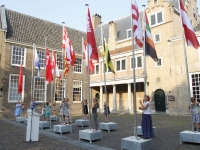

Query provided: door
[154,89,166,112]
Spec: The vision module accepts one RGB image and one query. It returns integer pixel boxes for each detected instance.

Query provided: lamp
[146,82,149,86]
[0,77,6,91]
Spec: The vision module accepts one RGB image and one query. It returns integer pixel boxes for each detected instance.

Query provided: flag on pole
[64,54,70,76]
[179,0,200,49]
[34,47,41,78]
[82,36,94,74]
[103,36,115,73]
[18,64,23,94]
[144,12,158,62]
[87,7,99,62]
[62,26,76,65]
[45,48,53,85]
[131,0,143,49]
[52,51,61,79]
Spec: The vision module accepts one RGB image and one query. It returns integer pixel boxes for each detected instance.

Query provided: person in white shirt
[189,97,200,131]
[139,95,153,139]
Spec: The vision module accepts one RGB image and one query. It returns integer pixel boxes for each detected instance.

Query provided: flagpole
[130,0,138,139]
[142,5,146,96]
[85,4,92,130]
[51,51,54,103]
[81,36,84,120]
[178,0,193,131]
[62,22,65,125]
[31,43,35,108]
[101,24,109,122]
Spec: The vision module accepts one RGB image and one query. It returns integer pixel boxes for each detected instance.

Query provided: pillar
[112,84,117,113]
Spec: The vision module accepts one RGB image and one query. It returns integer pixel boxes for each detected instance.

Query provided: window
[116,59,126,71]
[37,50,45,68]
[11,46,26,66]
[154,0,157,4]
[74,58,82,73]
[73,80,82,102]
[92,64,99,74]
[57,53,64,70]
[156,58,162,67]
[154,34,161,42]
[150,11,163,26]
[55,78,65,102]
[190,73,200,102]
[8,74,25,102]
[103,63,112,73]
[34,77,45,102]
[130,56,143,69]
[127,29,132,38]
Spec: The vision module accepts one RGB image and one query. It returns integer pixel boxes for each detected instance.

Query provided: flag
[82,36,94,74]
[45,47,53,85]
[103,36,115,74]
[34,47,41,78]
[131,0,143,49]
[180,0,200,49]
[64,54,70,76]
[18,64,23,94]
[144,12,158,62]
[87,7,99,62]
[52,51,61,79]
[62,26,76,66]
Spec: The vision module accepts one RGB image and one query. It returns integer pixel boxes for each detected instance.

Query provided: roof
[4,8,85,54]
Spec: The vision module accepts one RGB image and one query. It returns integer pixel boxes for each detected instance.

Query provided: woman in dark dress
[83,99,88,119]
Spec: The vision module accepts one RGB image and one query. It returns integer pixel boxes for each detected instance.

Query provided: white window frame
[11,46,26,67]
[156,57,163,67]
[36,50,45,69]
[150,11,164,27]
[56,53,64,71]
[54,78,66,102]
[126,29,132,39]
[130,56,143,69]
[154,33,161,43]
[189,72,200,102]
[72,80,82,103]
[73,58,82,74]
[115,58,126,72]
[8,74,25,103]
[33,76,46,103]
[91,64,99,75]
[154,0,158,4]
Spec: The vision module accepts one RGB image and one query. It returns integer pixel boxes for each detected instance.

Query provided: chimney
[92,13,102,30]
[1,5,5,7]
[108,21,117,50]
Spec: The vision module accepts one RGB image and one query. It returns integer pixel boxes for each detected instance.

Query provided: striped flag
[45,47,53,85]
[103,36,115,74]
[34,47,41,78]
[64,54,70,77]
[179,0,200,49]
[18,64,23,94]
[144,12,158,62]
[131,0,143,49]
[52,51,61,79]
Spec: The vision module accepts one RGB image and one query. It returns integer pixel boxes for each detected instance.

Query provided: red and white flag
[18,64,23,94]
[62,26,76,65]
[131,0,143,49]
[180,0,200,49]
[52,51,61,79]
[82,36,94,74]
[45,48,53,85]
[86,7,99,62]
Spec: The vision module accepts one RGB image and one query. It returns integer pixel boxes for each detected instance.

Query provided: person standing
[31,98,37,111]
[52,102,56,116]
[45,102,51,121]
[15,101,22,117]
[139,95,153,139]
[65,98,70,125]
[104,102,110,123]
[59,98,66,125]
[21,102,25,117]
[92,98,99,131]
[83,99,88,120]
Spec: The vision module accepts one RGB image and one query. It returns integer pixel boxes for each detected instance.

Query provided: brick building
[0,5,88,115]
[90,0,200,115]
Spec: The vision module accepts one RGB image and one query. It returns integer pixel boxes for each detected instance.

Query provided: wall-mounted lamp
[0,77,7,91]
[146,82,149,86]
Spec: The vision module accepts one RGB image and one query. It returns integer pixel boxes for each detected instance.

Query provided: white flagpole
[81,36,84,119]
[62,22,65,125]
[178,0,193,131]
[85,4,92,130]
[142,5,146,96]
[130,0,138,139]
[31,43,35,108]
[51,51,54,103]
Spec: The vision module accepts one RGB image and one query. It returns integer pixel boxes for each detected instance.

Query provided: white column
[100,86,103,112]
[128,83,133,114]
[112,84,117,113]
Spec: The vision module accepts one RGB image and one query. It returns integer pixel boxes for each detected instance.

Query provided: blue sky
[2,0,200,31]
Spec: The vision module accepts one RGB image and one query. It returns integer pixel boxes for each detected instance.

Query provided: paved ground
[0,112,200,150]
